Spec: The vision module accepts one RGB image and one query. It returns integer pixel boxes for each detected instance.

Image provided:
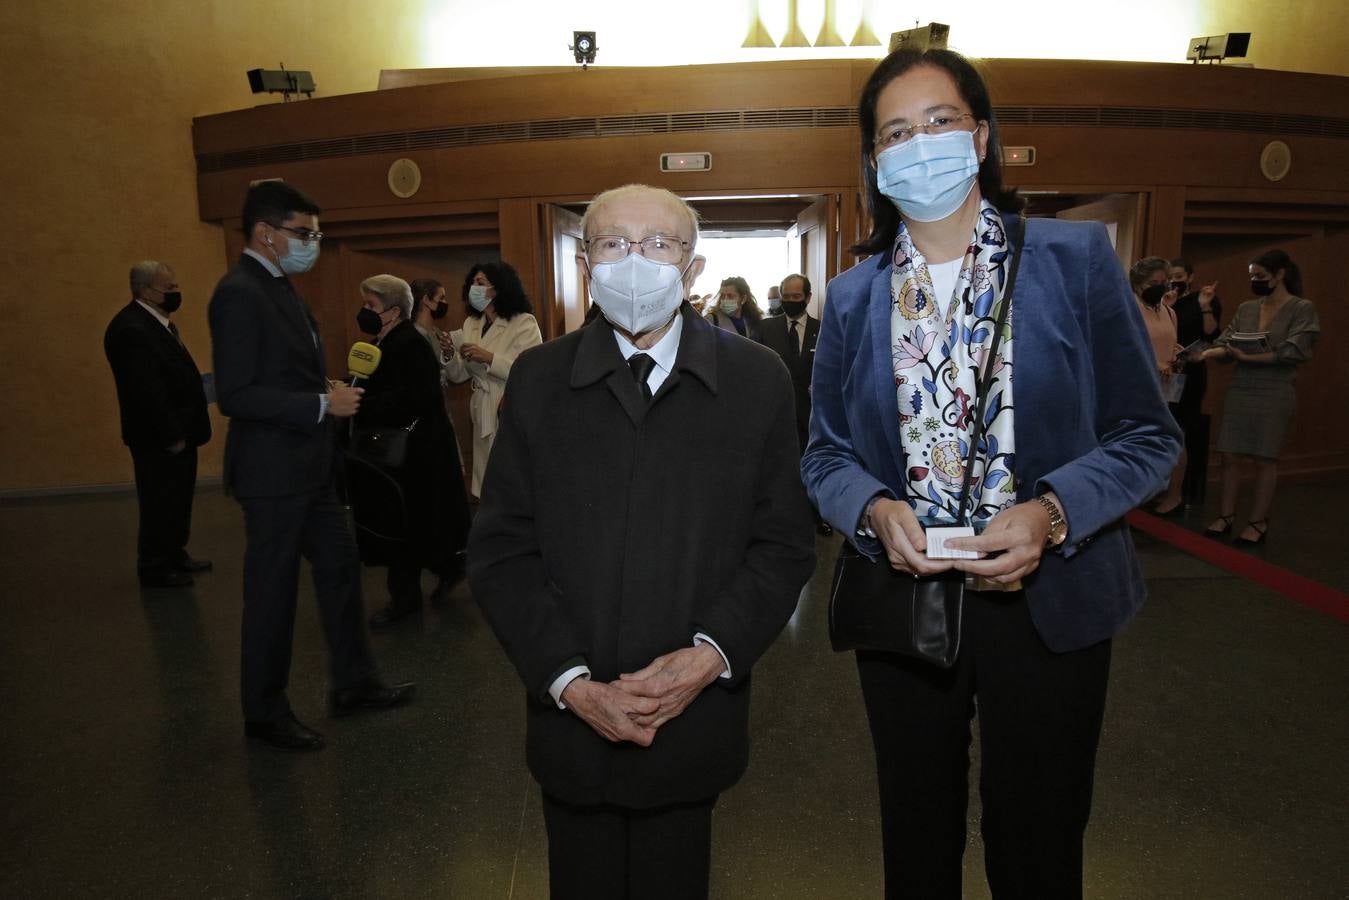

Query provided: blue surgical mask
[876,129,981,223]
[279,235,320,274]
[719,299,741,317]
[467,284,492,311]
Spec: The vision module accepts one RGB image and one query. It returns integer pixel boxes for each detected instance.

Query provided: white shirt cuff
[318,392,329,422]
[548,665,591,709]
[693,633,732,680]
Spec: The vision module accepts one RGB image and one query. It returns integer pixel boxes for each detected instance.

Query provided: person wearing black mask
[355,275,473,626]
[1152,259,1223,515]
[104,260,212,587]
[757,274,830,535]
[409,278,453,384]
[1197,249,1320,545]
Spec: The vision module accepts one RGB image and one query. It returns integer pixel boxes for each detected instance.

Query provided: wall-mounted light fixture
[1186,33,1250,64]
[571,31,598,68]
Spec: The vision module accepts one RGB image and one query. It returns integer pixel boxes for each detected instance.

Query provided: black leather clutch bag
[828,544,964,668]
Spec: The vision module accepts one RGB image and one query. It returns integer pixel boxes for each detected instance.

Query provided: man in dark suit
[757,273,831,535]
[104,261,212,587]
[208,180,413,752]
[469,184,816,899]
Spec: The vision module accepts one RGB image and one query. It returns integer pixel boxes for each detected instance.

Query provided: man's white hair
[579,184,701,251]
[360,274,414,319]
[128,260,169,299]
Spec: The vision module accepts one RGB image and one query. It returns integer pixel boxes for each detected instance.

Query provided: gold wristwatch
[1036,494,1068,548]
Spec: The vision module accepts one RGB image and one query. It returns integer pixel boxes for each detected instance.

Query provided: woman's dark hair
[409,278,443,304]
[715,276,763,325]
[1129,256,1169,293]
[1169,258,1193,276]
[462,261,532,319]
[1250,249,1303,296]
[853,47,1023,256]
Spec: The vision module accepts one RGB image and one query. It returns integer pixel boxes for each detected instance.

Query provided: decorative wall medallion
[1259,141,1291,182]
[387,158,422,198]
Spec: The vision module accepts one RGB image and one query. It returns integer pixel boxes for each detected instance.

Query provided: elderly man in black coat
[469,184,817,899]
[104,260,212,587]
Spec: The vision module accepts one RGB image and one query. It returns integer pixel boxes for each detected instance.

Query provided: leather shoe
[175,555,213,573]
[369,601,419,629]
[139,568,194,588]
[245,714,325,751]
[816,522,834,536]
[330,679,416,716]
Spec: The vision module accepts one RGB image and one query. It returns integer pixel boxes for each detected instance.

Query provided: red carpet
[1127,510,1349,624]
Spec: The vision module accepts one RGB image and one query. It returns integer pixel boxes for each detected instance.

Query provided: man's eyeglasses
[586,234,689,265]
[273,224,323,244]
[874,113,978,151]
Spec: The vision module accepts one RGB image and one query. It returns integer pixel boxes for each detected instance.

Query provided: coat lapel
[866,256,905,477]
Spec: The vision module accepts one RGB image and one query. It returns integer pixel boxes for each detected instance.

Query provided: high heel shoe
[1204,515,1234,539]
[1236,519,1268,546]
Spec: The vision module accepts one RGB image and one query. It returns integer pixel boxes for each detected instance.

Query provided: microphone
[347,341,382,386]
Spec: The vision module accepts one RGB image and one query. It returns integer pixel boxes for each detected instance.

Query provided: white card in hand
[926,526,981,560]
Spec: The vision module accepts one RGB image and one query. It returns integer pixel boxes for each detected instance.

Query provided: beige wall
[0,0,433,491]
[2,0,1347,492]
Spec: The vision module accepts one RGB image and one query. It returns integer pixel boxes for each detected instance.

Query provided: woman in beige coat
[444,262,542,498]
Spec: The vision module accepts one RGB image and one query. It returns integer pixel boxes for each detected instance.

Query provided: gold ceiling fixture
[743,0,881,49]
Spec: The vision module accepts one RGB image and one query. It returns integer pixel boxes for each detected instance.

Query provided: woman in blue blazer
[801,48,1181,899]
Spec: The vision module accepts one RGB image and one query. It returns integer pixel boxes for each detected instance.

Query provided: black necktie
[167,321,184,347]
[788,319,800,363]
[628,353,655,402]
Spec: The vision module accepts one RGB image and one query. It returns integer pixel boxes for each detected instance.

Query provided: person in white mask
[705,275,763,341]
[801,49,1180,897]
[443,261,542,498]
[468,183,816,899]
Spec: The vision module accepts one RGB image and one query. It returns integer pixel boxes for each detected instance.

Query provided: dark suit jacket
[103,301,210,451]
[468,304,816,809]
[803,215,1181,653]
[757,313,819,438]
[208,254,334,498]
[355,320,471,560]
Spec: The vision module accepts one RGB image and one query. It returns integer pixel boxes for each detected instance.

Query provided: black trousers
[238,484,375,723]
[856,590,1112,900]
[130,444,197,571]
[540,793,716,900]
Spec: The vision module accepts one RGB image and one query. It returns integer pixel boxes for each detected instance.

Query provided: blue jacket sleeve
[800,272,894,558]
[1035,224,1182,557]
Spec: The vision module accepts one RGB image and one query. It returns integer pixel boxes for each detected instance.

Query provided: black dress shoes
[369,601,420,629]
[245,714,325,751]
[816,522,834,536]
[176,555,213,573]
[139,568,194,588]
[330,679,416,717]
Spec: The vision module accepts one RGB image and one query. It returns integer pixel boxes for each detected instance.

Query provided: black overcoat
[103,301,210,451]
[468,304,817,809]
[757,312,820,449]
[354,319,471,564]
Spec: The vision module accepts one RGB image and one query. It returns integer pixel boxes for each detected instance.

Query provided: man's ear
[682,255,706,295]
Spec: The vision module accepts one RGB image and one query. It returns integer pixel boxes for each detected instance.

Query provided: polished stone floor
[0,476,1344,899]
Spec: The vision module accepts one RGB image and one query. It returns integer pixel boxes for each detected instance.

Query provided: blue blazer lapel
[866,258,906,482]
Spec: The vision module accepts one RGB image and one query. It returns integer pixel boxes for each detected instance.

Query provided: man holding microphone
[209,180,413,752]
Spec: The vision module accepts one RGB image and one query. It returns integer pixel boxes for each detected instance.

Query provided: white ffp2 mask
[589,252,686,335]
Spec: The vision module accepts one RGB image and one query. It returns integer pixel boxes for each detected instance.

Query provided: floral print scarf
[890,202,1017,522]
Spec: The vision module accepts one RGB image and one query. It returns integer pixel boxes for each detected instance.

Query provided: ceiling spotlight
[246,64,315,102]
[571,31,597,68]
[1186,33,1250,64]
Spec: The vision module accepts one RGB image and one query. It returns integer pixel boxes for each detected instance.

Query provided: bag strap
[954,214,1026,526]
